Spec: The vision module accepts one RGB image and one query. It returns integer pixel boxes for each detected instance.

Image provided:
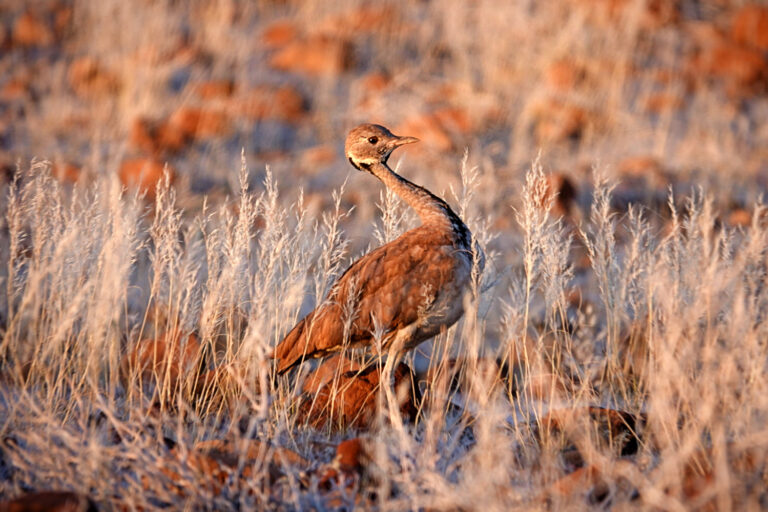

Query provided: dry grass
[1,0,767,510]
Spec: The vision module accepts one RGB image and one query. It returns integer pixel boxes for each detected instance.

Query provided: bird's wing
[273,307,339,374]
[274,230,456,374]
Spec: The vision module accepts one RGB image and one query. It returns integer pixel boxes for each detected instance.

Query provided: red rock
[169,450,227,492]
[269,35,354,76]
[731,5,768,51]
[355,72,393,110]
[234,85,306,122]
[548,464,602,497]
[12,11,54,47]
[434,107,473,134]
[685,19,727,47]
[568,0,678,29]
[530,99,590,143]
[53,5,73,39]
[0,491,96,512]
[642,91,684,114]
[166,107,230,139]
[51,162,80,183]
[156,439,308,496]
[297,360,419,431]
[317,6,398,36]
[118,158,174,199]
[397,108,473,151]
[262,19,299,48]
[300,145,337,172]
[0,77,29,102]
[155,123,188,153]
[568,0,627,22]
[120,331,202,399]
[193,79,235,99]
[132,109,229,154]
[193,439,307,476]
[640,0,680,28]
[317,437,370,491]
[360,72,391,93]
[67,57,122,98]
[397,115,452,151]
[129,118,159,154]
[134,40,194,66]
[129,118,161,154]
[545,60,584,92]
[617,155,661,177]
[727,208,752,227]
[335,438,365,473]
[616,155,669,191]
[690,40,767,94]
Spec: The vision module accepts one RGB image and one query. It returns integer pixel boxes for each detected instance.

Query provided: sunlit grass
[1,152,766,509]
[1,0,767,508]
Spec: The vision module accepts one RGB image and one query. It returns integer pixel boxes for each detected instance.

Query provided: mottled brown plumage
[273,124,482,376]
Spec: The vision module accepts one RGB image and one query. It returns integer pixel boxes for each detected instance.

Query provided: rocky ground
[1,1,768,510]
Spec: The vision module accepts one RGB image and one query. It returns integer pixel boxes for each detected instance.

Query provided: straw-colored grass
[1,0,767,509]
[1,154,766,509]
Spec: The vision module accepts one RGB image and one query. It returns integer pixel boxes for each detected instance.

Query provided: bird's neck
[367,162,471,247]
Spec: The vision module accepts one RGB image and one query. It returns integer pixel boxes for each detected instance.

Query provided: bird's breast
[399,241,476,347]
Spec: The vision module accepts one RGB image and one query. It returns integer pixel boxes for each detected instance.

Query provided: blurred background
[1,0,766,235]
[1,4,768,507]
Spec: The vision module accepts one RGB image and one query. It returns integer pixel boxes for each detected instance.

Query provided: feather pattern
[273,124,482,375]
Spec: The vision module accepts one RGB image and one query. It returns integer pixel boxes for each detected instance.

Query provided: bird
[273,123,483,414]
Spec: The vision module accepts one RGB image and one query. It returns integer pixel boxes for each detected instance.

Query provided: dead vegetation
[1,0,767,510]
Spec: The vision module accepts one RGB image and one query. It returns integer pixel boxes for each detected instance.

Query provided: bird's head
[344,124,419,171]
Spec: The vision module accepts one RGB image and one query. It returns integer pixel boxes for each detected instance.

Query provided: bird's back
[273,226,472,374]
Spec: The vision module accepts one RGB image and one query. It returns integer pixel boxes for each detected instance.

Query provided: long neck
[367,161,471,247]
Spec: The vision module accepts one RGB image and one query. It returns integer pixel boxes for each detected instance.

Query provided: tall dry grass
[1,0,767,508]
[0,151,766,509]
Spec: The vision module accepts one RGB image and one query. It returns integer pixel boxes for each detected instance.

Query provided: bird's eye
[367,136,378,144]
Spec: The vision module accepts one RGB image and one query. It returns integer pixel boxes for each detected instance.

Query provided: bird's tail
[272,312,313,375]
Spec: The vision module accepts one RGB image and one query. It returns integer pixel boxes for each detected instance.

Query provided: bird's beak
[392,135,419,148]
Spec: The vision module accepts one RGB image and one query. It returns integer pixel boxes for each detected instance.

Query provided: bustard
[274,124,483,414]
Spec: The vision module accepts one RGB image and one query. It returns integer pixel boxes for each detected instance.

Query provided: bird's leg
[382,339,407,429]
[381,349,398,422]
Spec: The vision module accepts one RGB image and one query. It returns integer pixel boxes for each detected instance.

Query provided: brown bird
[273,124,483,407]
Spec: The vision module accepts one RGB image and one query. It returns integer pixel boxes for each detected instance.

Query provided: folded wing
[273,229,455,374]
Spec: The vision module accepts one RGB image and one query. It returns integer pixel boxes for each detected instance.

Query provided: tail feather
[273,304,348,375]
[273,312,313,375]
